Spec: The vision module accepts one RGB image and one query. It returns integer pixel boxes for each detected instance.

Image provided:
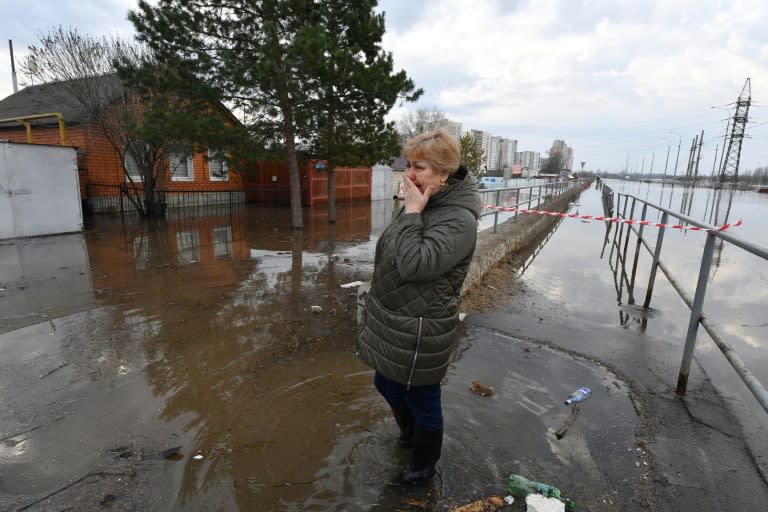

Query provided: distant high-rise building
[488,136,501,172]
[515,151,541,171]
[440,120,462,140]
[549,140,574,171]
[499,138,518,169]
[470,129,491,172]
[565,146,573,171]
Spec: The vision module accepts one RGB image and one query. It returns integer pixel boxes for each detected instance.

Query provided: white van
[478,176,506,189]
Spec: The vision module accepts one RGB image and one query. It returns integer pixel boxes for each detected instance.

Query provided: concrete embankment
[463,183,588,295]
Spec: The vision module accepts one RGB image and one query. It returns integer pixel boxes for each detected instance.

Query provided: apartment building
[440,120,463,140]
[499,138,518,170]
[515,151,541,171]
[550,140,574,171]
[470,129,491,171]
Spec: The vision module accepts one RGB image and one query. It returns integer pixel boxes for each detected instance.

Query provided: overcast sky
[2,0,767,173]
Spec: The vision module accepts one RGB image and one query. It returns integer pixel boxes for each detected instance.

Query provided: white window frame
[124,142,144,181]
[208,149,229,182]
[170,153,194,181]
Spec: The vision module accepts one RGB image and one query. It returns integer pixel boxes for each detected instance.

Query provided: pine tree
[298,0,421,222]
[129,0,420,227]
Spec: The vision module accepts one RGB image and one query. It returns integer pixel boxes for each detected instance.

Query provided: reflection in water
[599,182,740,329]
[83,205,379,509]
[0,233,94,333]
[1,202,388,509]
[601,190,651,329]
[514,215,566,277]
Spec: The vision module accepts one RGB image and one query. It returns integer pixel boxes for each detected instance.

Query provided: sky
[2,0,767,173]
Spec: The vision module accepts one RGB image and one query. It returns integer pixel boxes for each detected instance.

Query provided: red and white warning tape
[481,204,743,232]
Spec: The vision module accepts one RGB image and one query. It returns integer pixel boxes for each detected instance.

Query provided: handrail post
[621,198,636,273]
[628,203,648,304]
[643,211,668,308]
[615,194,630,264]
[676,232,717,395]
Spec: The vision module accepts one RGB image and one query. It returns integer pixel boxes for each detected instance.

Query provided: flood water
[1,181,766,510]
[512,180,768,437]
[1,202,389,509]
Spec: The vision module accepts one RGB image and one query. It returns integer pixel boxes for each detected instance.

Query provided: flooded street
[1,203,386,510]
[1,182,766,510]
[516,181,768,435]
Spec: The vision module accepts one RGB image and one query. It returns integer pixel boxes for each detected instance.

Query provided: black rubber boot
[391,406,415,448]
[401,426,443,484]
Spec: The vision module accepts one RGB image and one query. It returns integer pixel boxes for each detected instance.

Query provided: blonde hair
[404,128,461,176]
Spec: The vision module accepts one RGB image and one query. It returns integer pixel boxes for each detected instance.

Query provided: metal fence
[602,184,768,415]
[85,183,245,217]
[478,179,590,232]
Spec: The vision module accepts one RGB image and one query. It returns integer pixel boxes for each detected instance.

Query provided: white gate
[0,142,82,239]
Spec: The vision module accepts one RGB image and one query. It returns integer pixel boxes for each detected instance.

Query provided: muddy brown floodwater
[1,198,644,511]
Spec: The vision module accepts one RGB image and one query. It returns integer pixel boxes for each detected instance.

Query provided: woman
[357,128,481,483]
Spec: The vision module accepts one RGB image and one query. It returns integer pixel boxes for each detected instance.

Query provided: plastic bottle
[564,386,592,405]
[507,473,561,499]
[507,474,576,510]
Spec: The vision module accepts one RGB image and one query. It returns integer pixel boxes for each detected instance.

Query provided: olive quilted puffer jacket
[357,166,481,387]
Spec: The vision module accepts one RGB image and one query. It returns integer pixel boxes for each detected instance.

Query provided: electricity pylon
[718,78,751,185]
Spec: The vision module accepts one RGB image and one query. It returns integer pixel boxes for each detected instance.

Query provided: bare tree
[396,106,449,142]
[20,26,180,217]
[540,150,565,175]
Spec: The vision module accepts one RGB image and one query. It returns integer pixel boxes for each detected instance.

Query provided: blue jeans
[374,372,443,430]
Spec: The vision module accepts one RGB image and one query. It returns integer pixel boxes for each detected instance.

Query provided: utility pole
[9,40,18,93]
[685,135,697,180]
[719,78,751,185]
[692,130,704,184]
[663,145,670,178]
[718,120,730,179]
[672,139,681,179]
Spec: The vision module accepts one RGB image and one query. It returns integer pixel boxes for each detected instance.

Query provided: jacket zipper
[406,317,423,390]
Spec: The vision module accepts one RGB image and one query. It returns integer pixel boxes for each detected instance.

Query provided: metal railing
[85,183,245,217]
[478,178,590,232]
[603,184,768,415]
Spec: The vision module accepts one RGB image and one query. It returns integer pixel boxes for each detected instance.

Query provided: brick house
[0,75,378,213]
[0,75,243,214]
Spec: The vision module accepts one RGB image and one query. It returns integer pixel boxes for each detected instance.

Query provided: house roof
[390,153,406,171]
[0,74,124,129]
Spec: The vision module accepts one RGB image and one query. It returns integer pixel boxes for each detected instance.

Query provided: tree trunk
[327,164,336,224]
[285,129,303,229]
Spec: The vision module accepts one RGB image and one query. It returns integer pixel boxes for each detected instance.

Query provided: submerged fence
[85,183,245,217]
[602,184,768,415]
